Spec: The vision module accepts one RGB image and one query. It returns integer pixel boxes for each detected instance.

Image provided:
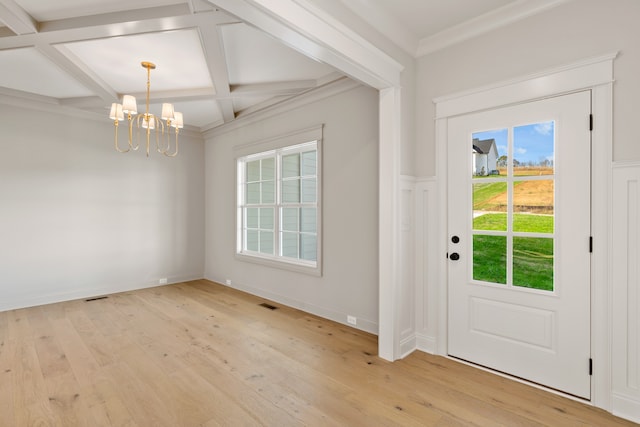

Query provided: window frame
[235,126,322,276]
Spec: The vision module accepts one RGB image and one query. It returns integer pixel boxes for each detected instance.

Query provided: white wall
[416,0,640,176]
[0,104,205,310]
[204,84,380,333]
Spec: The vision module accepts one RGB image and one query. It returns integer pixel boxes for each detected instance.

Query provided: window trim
[235,126,323,276]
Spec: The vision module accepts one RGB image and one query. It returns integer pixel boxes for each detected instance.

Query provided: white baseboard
[400,334,417,358]
[205,275,378,335]
[612,393,640,424]
[0,274,204,312]
[416,333,438,355]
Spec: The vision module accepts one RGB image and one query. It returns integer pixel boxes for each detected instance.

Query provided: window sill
[235,251,322,277]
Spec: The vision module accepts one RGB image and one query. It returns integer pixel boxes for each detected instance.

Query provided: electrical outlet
[347,315,357,325]
[225,279,232,285]
[159,278,168,285]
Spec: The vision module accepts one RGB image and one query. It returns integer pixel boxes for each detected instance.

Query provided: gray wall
[204,84,380,332]
[0,104,205,310]
[416,0,640,176]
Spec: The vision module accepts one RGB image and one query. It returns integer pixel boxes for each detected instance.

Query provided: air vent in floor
[85,296,109,302]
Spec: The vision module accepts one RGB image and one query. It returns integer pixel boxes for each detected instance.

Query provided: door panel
[448,91,591,399]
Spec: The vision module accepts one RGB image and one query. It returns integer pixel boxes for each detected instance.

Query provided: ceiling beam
[122,88,216,103]
[197,23,235,123]
[208,0,403,89]
[35,42,117,102]
[0,10,240,50]
[39,4,191,33]
[0,0,37,34]
[230,80,316,97]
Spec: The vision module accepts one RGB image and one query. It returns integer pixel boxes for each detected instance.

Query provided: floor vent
[85,296,109,302]
[259,302,278,310]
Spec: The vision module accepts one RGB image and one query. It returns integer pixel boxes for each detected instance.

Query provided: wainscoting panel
[415,178,439,354]
[612,162,640,423]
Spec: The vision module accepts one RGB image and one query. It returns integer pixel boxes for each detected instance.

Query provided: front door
[447,91,592,399]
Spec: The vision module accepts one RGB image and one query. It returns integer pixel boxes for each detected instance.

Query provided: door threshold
[446,354,592,405]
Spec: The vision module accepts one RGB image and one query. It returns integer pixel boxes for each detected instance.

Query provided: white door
[447,91,592,399]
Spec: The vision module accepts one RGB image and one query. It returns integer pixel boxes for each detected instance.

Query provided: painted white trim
[414,177,439,356]
[204,78,359,138]
[417,0,570,57]
[207,0,403,88]
[612,392,640,424]
[610,163,640,420]
[613,160,640,169]
[434,52,617,119]
[378,86,402,360]
[591,82,614,411]
[434,54,614,410]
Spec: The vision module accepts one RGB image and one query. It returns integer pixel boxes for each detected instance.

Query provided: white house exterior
[472,138,498,176]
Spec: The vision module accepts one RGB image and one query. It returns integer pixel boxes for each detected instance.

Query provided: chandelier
[108,61,183,157]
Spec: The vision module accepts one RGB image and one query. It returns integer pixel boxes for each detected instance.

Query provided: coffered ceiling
[0,0,570,132]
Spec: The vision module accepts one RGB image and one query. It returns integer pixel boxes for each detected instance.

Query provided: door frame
[434,53,616,410]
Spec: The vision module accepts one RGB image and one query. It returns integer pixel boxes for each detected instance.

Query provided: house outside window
[236,127,321,275]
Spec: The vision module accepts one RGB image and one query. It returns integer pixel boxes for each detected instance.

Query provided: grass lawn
[473,182,507,210]
[473,213,554,291]
[474,213,554,233]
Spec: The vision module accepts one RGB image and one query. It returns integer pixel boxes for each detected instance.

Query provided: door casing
[433,53,615,409]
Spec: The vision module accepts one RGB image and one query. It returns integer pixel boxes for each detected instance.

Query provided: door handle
[449,252,460,261]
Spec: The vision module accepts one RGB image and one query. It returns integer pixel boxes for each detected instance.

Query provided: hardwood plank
[0,338,14,426]
[1,280,636,426]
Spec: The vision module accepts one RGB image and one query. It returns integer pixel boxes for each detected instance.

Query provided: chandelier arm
[156,119,170,154]
[163,128,179,157]
[113,119,130,153]
[130,113,140,151]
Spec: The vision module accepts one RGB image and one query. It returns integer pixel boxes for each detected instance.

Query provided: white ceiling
[0,0,569,131]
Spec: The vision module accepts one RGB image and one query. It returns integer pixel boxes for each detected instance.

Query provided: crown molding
[0,89,202,139]
[416,0,571,57]
[202,76,361,139]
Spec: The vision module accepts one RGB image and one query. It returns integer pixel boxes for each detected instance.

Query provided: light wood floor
[0,280,636,426]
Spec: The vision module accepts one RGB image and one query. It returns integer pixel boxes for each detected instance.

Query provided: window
[237,138,320,273]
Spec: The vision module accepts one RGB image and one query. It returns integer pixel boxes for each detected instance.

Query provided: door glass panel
[472,129,507,178]
[513,180,554,233]
[513,122,555,176]
[473,235,507,284]
[513,237,554,291]
[473,182,507,231]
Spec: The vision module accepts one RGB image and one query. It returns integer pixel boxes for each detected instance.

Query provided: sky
[473,121,554,165]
